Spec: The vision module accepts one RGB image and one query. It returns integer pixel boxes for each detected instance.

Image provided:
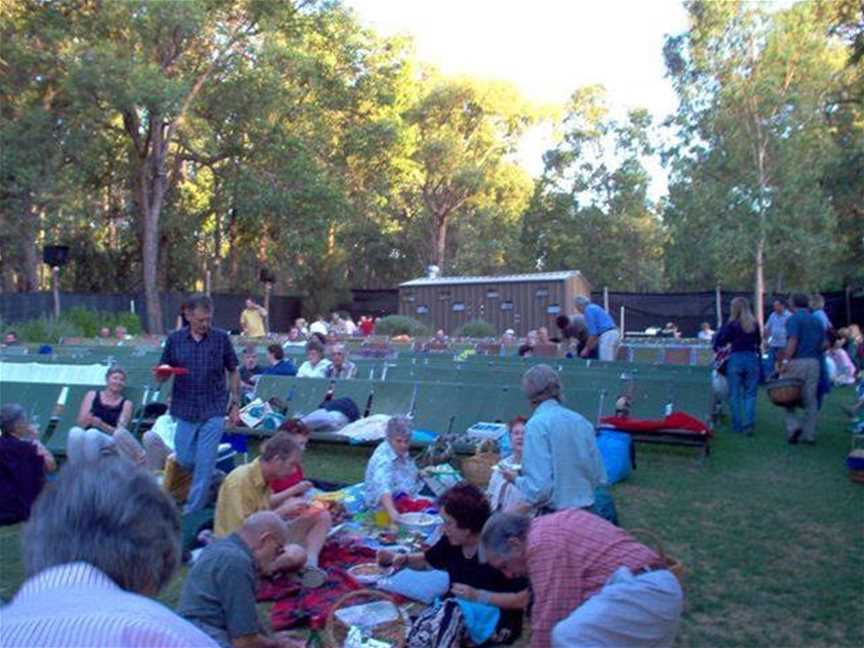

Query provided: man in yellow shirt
[214,432,331,570]
[240,298,268,338]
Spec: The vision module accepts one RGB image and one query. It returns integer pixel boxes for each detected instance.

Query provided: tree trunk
[21,194,40,292]
[432,212,448,272]
[754,235,765,332]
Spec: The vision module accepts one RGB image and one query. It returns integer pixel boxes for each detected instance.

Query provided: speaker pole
[52,266,60,319]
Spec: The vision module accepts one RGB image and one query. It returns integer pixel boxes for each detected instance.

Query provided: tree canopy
[1,0,860,331]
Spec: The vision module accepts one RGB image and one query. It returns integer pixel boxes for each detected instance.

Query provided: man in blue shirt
[780,293,825,445]
[261,344,297,377]
[573,296,620,361]
[158,294,240,513]
[500,364,606,513]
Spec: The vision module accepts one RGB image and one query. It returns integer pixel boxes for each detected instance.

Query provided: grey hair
[105,365,126,380]
[23,455,181,595]
[522,364,562,404]
[186,293,213,313]
[574,295,591,309]
[0,403,26,436]
[386,415,412,439]
[480,512,531,559]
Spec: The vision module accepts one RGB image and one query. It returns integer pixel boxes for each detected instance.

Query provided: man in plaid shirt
[480,510,683,647]
[157,294,240,513]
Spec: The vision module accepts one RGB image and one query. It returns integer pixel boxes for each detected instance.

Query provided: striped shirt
[0,562,217,647]
[526,510,660,648]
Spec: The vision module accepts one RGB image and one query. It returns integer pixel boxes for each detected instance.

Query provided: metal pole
[52,266,60,319]
[205,270,212,297]
[264,282,272,334]
[715,284,722,328]
[603,286,609,312]
[620,305,625,335]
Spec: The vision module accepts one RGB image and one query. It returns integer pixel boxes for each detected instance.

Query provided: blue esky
[345,0,692,198]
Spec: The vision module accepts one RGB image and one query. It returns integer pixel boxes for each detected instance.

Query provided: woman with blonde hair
[713,297,762,435]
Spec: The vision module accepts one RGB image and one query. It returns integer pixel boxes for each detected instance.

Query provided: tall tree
[405,78,537,273]
[663,0,849,319]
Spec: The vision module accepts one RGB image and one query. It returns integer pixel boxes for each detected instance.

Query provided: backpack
[406,599,464,648]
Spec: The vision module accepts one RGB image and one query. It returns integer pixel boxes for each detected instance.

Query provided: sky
[345,0,692,197]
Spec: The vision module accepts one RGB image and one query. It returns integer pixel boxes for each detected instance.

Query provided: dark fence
[0,292,302,334]
[338,289,399,320]
[591,289,863,337]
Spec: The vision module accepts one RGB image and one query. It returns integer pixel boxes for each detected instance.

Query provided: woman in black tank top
[76,366,132,433]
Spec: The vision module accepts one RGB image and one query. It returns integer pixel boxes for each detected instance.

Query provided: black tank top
[91,391,127,428]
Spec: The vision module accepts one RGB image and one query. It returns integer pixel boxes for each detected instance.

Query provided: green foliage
[373,315,430,337]
[11,309,142,342]
[13,317,82,344]
[455,319,496,339]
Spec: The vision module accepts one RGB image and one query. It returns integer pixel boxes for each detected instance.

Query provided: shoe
[743,425,754,437]
[787,429,802,445]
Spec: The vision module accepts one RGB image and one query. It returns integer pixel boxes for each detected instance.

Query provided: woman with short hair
[69,366,145,464]
[713,297,762,435]
[380,482,529,644]
[363,416,420,522]
[296,340,332,378]
[487,417,530,514]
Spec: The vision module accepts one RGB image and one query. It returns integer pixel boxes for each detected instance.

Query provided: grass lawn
[1,388,862,647]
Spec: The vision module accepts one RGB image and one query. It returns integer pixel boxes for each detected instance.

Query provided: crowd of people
[1,288,860,647]
[0,293,689,647]
[710,292,862,443]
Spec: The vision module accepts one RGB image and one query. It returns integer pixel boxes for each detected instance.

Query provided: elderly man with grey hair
[480,510,683,648]
[499,364,606,515]
[1,454,216,647]
[363,416,421,523]
[573,295,620,361]
[179,511,298,648]
[326,343,357,379]
[0,404,56,526]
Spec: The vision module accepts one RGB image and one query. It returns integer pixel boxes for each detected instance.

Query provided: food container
[348,563,391,585]
[398,512,441,535]
[765,377,803,407]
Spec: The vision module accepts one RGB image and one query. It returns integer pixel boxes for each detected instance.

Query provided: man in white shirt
[765,298,792,372]
[309,315,329,338]
[1,455,216,647]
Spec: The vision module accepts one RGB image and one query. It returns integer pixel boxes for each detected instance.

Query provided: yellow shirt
[240,308,266,337]
[214,457,271,537]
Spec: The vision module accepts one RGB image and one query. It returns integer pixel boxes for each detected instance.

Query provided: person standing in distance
[573,296,620,362]
[240,298,268,338]
[157,294,241,513]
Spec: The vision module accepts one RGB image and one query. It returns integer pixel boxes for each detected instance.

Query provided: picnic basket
[460,440,499,488]
[324,589,407,647]
[765,377,804,407]
[628,528,685,586]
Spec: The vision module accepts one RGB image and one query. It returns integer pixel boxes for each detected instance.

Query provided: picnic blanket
[599,411,712,438]
[261,541,376,631]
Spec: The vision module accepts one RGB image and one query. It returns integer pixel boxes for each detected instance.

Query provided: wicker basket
[765,378,804,407]
[325,589,407,647]
[628,528,685,586]
[461,442,500,488]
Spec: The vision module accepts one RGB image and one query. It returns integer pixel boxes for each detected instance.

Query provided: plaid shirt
[161,327,239,422]
[526,510,660,648]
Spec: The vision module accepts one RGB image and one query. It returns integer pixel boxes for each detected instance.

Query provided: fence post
[619,305,625,336]
[264,282,272,334]
[205,270,212,297]
[603,286,609,313]
[52,267,60,319]
[715,284,722,328]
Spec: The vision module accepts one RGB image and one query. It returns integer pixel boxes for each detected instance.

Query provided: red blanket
[599,412,712,438]
[260,541,377,630]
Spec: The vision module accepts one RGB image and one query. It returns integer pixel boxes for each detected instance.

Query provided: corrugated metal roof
[399,270,583,287]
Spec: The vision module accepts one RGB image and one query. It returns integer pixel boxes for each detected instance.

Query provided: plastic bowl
[398,512,441,534]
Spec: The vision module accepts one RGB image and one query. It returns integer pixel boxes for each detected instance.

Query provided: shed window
[535,288,549,298]
[416,304,429,315]
[402,291,415,302]
[452,302,465,312]
[486,290,499,299]
[501,301,514,311]
[439,291,451,301]
[547,304,561,315]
